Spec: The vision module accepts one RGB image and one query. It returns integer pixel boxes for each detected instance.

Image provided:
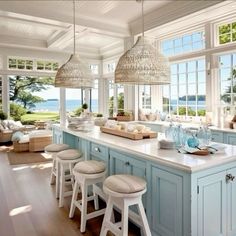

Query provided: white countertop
[57,125,236,173]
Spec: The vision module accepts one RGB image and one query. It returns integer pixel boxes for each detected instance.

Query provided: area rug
[7,151,52,165]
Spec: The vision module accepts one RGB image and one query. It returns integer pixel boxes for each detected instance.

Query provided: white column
[2,75,9,117]
[2,55,9,117]
[60,88,66,126]
[123,36,139,119]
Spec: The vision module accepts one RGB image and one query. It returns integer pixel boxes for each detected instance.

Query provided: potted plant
[94,113,107,127]
[117,111,133,121]
[82,103,88,112]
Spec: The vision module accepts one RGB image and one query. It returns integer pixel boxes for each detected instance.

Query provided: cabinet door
[197,171,227,236]
[109,150,146,178]
[225,133,236,145]
[227,167,236,236]
[63,132,80,149]
[151,167,183,236]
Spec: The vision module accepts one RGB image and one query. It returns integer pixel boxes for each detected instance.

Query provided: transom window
[90,64,99,75]
[219,53,236,106]
[8,58,33,70]
[217,21,236,45]
[107,62,116,73]
[36,61,58,71]
[161,31,205,56]
[162,58,206,116]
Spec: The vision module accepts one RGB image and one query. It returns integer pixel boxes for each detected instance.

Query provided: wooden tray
[100,127,157,140]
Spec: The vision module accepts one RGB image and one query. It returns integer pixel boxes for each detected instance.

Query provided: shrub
[82,103,88,110]
[96,113,103,117]
[0,110,7,120]
[74,107,83,116]
[10,103,27,121]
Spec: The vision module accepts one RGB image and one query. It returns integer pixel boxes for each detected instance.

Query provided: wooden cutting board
[100,127,157,140]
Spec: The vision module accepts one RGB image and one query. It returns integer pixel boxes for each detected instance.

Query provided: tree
[16,91,45,109]
[9,75,54,110]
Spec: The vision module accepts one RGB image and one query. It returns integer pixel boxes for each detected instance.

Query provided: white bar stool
[57,149,83,208]
[69,160,107,233]
[45,144,70,196]
[100,174,151,236]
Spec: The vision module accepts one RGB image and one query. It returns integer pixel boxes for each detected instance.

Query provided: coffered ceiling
[0,0,233,59]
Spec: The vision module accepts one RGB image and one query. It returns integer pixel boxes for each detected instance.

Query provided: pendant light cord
[73,0,76,54]
[142,0,144,37]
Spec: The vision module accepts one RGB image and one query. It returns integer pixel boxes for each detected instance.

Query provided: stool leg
[55,159,60,199]
[59,163,65,208]
[69,180,79,218]
[100,197,114,236]
[137,200,151,236]
[93,184,99,211]
[121,201,129,236]
[50,157,56,185]
[80,181,88,233]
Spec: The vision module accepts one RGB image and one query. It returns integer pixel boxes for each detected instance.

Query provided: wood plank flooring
[0,148,141,236]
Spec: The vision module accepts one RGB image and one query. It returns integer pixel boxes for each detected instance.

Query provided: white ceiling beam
[129,0,224,35]
[0,2,130,38]
[0,35,47,49]
[0,10,69,30]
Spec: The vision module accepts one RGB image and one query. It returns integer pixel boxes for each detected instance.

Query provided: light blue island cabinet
[53,125,236,236]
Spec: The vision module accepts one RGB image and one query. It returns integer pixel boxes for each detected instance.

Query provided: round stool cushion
[45,143,70,152]
[57,149,82,160]
[74,160,106,174]
[104,175,146,194]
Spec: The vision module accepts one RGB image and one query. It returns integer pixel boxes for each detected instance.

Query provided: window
[90,64,99,75]
[217,21,236,45]
[139,85,151,109]
[162,59,206,116]
[161,31,205,56]
[219,53,236,106]
[36,61,58,71]
[91,79,99,112]
[108,80,124,117]
[66,89,82,113]
[107,62,116,73]
[8,58,33,70]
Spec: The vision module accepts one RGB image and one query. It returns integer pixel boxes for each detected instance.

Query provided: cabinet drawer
[90,142,108,161]
[211,131,224,143]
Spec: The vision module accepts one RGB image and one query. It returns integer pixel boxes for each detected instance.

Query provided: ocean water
[33,99,98,112]
[33,99,205,113]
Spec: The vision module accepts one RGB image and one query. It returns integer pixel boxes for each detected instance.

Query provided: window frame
[215,19,236,47]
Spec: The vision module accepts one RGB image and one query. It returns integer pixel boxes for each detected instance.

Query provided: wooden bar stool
[100,174,151,236]
[69,160,107,233]
[57,149,83,208]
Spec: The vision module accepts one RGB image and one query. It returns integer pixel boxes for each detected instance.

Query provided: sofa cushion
[18,135,29,144]
[11,131,24,142]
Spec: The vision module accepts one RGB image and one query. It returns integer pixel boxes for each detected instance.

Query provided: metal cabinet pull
[94,147,100,152]
[226,174,235,183]
[125,161,130,166]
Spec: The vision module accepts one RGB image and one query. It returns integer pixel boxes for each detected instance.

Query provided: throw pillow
[11,131,24,142]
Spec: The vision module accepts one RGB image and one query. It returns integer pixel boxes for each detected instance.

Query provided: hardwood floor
[0,148,141,236]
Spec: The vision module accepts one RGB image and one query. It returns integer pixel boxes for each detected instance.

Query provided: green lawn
[21,112,59,124]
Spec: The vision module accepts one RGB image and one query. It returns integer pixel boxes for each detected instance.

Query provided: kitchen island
[53,125,236,236]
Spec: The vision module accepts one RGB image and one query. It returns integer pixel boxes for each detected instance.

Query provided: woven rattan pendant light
[54,0,94,88]
[115,0,170,85]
